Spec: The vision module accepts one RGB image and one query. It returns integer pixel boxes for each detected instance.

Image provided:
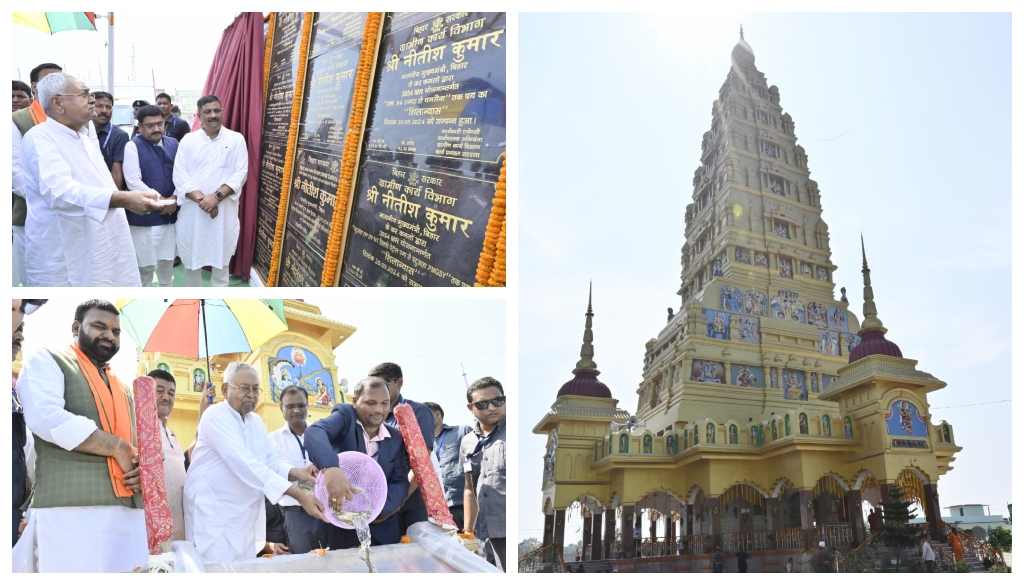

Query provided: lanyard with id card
[463,434,489,473]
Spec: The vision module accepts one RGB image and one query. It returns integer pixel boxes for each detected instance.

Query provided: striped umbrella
[116,299,288,388]
[13,12,98,34]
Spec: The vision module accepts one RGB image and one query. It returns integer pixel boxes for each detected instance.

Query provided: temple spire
[859,234,887,333]
[740,25,744,40]
[573,281,601,375]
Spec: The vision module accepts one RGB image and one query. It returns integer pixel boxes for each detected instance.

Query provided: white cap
[818,541,826,547]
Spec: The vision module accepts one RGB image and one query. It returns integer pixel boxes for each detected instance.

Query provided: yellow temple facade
[137,300,357,450]
[533,30,961,571]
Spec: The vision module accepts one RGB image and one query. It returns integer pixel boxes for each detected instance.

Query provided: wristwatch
[214,190,225,202]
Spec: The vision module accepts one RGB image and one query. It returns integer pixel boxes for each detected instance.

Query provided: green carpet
[145,263,251,287]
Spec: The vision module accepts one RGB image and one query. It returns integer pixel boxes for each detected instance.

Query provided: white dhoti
[13,506,148,573]
[130,223,177,287]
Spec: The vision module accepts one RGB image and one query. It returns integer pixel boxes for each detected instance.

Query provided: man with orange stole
[13,300,145,572]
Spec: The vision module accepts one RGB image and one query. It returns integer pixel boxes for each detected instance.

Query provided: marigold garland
[262,13,276,102]
[487,218,506,287]
[320,11,383,286]
[266,12,313,286]
[475,153,507,286]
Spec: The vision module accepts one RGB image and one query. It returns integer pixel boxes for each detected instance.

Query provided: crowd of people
[11,299,507,572]
[13,63,248,287]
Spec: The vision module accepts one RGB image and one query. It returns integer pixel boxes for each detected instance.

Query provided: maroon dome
[557,372,612,399]
[848,330,903,363]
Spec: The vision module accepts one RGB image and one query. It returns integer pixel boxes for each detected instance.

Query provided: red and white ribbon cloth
[394,403,456,529]
[133,376,174,552]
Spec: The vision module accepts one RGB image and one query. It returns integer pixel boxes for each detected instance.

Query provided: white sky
[16,298,506,431]
[519,11,1014,544]
[11,11,238,94]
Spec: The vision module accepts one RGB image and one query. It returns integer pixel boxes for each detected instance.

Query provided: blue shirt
[94,122,129,171]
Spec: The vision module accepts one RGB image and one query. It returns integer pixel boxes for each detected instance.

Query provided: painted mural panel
[799,261,813,278]
[885,400,928,437]
[821,374,840,392]
[666,434,678,454]
[720,285,744,312]
[844,333,861,354]
[705,423,716,444]
[728,424,738,444]
[769,367,779,389]
[754,251,769,268]
[773,220,790,239]
[770,289,805,322]
[730,364,764,388]
[828,306,849,332]
[751,425,764,445]
[816,266,830,282]
[844,416,853,438]
[703,309,730,340]
[822,414,832,436]
[691,359,726,384]
[735,247,751,264]
[778,256,794,279]
[798,413,808,434]
[735,315,760,344]
[643,434,653,453]
[268,345,338,407]
[191,368,207,393]
[818,329,842,356]
[782,368,807,401]
[807,302,828,327]
[810,372,819,393]
[744,290,768,316]
[619,433,629,453]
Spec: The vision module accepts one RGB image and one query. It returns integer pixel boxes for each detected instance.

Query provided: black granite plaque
[341,12,506,287]
[253,12,306,283]
[275,12,368,285]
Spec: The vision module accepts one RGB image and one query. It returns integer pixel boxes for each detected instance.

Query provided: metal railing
[518,543,565,573]
[942,520,1005,566]
[817,524,853,548]
[838,531,878,572]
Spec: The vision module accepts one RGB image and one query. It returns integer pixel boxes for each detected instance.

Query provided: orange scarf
[69,344,135,498]
[29,99,47,124]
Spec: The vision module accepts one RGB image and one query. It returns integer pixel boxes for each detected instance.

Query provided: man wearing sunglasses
[460,376,507,571]
[370,362,436,536]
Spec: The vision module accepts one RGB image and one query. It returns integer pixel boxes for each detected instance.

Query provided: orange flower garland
[319,11,383,286]
[266,12,313,286]
[262,12,276,102]
[487,218,506,287]
[475,153,507,286]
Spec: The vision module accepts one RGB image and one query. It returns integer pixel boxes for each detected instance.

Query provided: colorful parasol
[13,12,97,34]
[116,299,288,385]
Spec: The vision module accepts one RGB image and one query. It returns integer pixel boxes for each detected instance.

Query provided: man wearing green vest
[13,299,146,573]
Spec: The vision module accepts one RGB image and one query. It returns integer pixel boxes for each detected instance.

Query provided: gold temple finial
[859,235,886,333]
[573,282,601,375]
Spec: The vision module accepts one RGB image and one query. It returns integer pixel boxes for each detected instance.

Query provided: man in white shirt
[123,104,180,287]
[150,368,187,541]
[184,362,325,562]
[19,73,161,286]
[921,534,936,573]
[172,94,248,287]
[268,385,320,554]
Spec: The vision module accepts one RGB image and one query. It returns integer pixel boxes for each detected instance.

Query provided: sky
[519,12,1013,545]
[11,11,239,94]
[16,298,506,431]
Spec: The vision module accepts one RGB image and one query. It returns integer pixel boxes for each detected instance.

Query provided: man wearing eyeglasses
[19,72,163,286]
[184,362,326,562]
[267,385,319,554]
[460,376,507,571]
[123,104,180,287]
[371,362,436,536]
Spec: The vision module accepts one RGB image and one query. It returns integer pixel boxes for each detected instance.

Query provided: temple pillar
[543,513,554,548]
[708,496,722,536]
[582,512,592,560]
[879,482,894,504]
[924,484,944,540]
[604,509,615,559]
[798,490,814,547]
[592,511,604,560]
[766,496,778,531]
[845,489,865,544]
[684,504,693,536]
[634,504,643,557]
[554,509,566,554]
[622,506,635,557]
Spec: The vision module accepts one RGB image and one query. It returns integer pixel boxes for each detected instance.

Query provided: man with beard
[150,368,186,541]
[13,300,145,572]
[172,94,248,287]
[305,377,410,549]
[90,91,129,190]
[461,377,507,571]
[184,363,325,562]
[267,385,319,554]
[123,104,179,287]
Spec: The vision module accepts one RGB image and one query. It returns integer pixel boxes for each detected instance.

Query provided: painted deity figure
[822,416,832,436]
[817,267,829,281]
[712,259,723,277]
[810,372,819,393]
[785,372,804,401]
[770,367,779,389]
[706,423,715,444]
[737,367,756,387]
[193,369,205,393]
[801,262,812,277]
[643,435,653,453]
[780,258,792,279]
[315,377,332,407]
[728,425,737,444]
[710,312,727,337]
[832,309,846,330]
[799,414,808,434]
[755,252,769,268]
[898,401,915,435]
[844,417,853,438]
[619,433,629,453]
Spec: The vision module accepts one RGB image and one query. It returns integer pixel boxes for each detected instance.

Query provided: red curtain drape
[193,12,265,280]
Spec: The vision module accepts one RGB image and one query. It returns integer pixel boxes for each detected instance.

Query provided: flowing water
[336,511,375,573]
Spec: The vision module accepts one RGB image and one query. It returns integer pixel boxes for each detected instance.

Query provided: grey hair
[353,376,388,401]
[223,362,258,385]
[36,72,75,116]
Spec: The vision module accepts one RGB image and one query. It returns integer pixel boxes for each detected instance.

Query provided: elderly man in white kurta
[20,73,162,287]
[172,94,248,287]
[184,363,326,562]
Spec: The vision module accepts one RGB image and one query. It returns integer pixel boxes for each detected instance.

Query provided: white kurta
[13,348,148,572]
[12,123,27,286]
[20,118,142,287]
[172,127,248,270]
[184,402,293,563]
[160,421,187,542]
[123,139,178,266]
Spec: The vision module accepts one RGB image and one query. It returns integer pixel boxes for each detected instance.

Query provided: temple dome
[557,372,612,399]
[848,330,903,363]
[732,38,755,65]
